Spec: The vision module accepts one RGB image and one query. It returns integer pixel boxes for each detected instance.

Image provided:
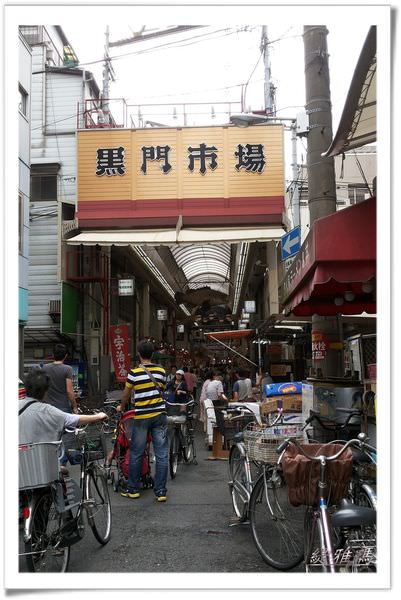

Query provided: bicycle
[278,433,376,572]
[304,410,377,510]
[243,417,306,570]
[226,405,263,521]
[167,397,198,479]
[19,424,112,572]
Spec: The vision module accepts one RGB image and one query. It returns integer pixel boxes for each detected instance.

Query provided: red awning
[281,198,376,317]
[204,329,255,340]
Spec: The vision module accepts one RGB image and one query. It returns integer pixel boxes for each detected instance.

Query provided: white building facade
[19,26,100,366]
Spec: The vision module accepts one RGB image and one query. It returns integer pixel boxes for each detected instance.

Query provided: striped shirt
[125,363,166,420]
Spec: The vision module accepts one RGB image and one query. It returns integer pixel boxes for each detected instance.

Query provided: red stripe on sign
[76,196,285,228]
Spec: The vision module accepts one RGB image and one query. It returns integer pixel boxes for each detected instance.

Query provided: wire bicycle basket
[243,422,303,464]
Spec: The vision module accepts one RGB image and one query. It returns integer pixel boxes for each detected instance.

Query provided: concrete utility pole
[102,26,115,125]
[303,26,341,379]
[261,26,276,116]
[303,26,337,223]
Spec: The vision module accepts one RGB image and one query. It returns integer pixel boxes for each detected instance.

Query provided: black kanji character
[235,143,265,173]
[188,143,218,175]
[96,146,125,176]
[141,145,172,174]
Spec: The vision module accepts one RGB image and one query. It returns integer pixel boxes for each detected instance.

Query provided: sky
[64,22,370,153]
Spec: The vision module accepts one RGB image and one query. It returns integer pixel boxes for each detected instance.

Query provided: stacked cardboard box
[260,394,302,416]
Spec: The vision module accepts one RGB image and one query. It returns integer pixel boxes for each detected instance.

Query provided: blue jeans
[127,412,168,496]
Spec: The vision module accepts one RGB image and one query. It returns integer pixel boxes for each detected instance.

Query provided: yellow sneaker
[121,490,140,499]
[156,495,167,502]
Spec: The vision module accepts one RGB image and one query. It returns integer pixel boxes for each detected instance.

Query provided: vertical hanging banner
[110,324,130,382]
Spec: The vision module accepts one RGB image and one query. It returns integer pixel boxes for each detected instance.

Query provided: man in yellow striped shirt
[118,340,168,502]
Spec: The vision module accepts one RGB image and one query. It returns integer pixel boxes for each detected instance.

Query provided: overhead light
[273,325,303,330]
[334,296,344,306]
[344,291,356,302]
[230,113,269,127]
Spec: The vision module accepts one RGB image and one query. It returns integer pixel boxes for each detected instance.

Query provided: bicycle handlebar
[276,433,376,463]
[304,409,362,429]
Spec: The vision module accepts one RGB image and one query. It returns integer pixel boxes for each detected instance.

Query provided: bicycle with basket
[19,423,112,573]
[278,431,377,572]
[242,415,306,571]
[167,395,198,479]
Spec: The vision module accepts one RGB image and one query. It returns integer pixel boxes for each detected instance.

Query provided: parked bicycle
[19,424,112,572]
[167,396,197,479]
[278,432,376,572]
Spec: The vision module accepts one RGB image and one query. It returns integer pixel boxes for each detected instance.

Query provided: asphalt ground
[19,417,304,575]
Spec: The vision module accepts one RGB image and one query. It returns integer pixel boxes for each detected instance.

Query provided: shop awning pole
[207,334,258,367]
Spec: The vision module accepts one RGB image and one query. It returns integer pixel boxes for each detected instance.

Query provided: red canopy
[204,329,255,340]
[281,198,376,317]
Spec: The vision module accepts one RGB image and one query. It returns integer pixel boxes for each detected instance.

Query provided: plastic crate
[19,441,61,489]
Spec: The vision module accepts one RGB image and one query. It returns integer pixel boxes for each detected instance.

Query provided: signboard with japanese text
[109,324,130,382]
[76,125,285,229]
[118,278,135,296]
[157,309,168,320]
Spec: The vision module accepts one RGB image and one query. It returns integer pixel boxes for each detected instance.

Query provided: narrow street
[65,421,294,573]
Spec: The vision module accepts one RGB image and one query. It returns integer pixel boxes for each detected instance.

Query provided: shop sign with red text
[110,324,130,381]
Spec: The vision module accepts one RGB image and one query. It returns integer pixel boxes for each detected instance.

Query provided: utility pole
[303,26,337,223]
[303,25,341,379]
[291,122,301,228]
[261,26,276,116]
[102,26,115,125]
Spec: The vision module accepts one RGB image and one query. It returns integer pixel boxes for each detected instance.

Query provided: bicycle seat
[331,499,376,528]
[167,415,187,425]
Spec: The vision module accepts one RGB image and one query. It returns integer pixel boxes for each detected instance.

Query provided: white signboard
[177,324,184,333]
[157,309,168,321]
[118,279,135,296]
[244,300,256,313]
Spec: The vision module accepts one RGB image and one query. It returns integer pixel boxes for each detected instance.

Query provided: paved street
[68,420,274,573]
[19,418,304,574]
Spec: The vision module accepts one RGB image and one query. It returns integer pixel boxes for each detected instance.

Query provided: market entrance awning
[280,197,376,317]
[65,226,285,246]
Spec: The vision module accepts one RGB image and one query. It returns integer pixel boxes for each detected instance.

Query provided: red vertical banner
[109,324,131,382]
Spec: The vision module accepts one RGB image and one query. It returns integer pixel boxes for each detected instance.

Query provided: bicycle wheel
[169,428,180,479]
[229,444,251,522]
[303,506,323,572]
[182,423,194,463]
[249,470,304,570]
[25,491,70,572]
[85,466,112,544]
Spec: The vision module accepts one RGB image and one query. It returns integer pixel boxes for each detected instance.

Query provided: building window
[31,175,58,201]
[19,85,28,116]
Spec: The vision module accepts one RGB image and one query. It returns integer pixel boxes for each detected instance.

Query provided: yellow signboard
[76,124,285,228]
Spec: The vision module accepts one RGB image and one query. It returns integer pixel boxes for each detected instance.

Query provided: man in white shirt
[205,371,228,407]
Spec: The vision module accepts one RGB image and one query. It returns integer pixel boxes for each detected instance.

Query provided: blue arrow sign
[281,226,301,260]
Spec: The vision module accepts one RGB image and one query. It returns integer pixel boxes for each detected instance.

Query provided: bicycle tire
[249,471,304,570]
[229,444,251,522]
[85,466,112,544]
[303,506,322,572]
[169,428,180,479]
[25,491,70,573]
[182,423,194,463]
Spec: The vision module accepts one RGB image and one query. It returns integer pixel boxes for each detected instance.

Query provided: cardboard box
[260,394,302,415]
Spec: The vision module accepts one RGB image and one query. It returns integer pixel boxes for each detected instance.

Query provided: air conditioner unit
[48,300,61,314]
[48,299,61,323]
